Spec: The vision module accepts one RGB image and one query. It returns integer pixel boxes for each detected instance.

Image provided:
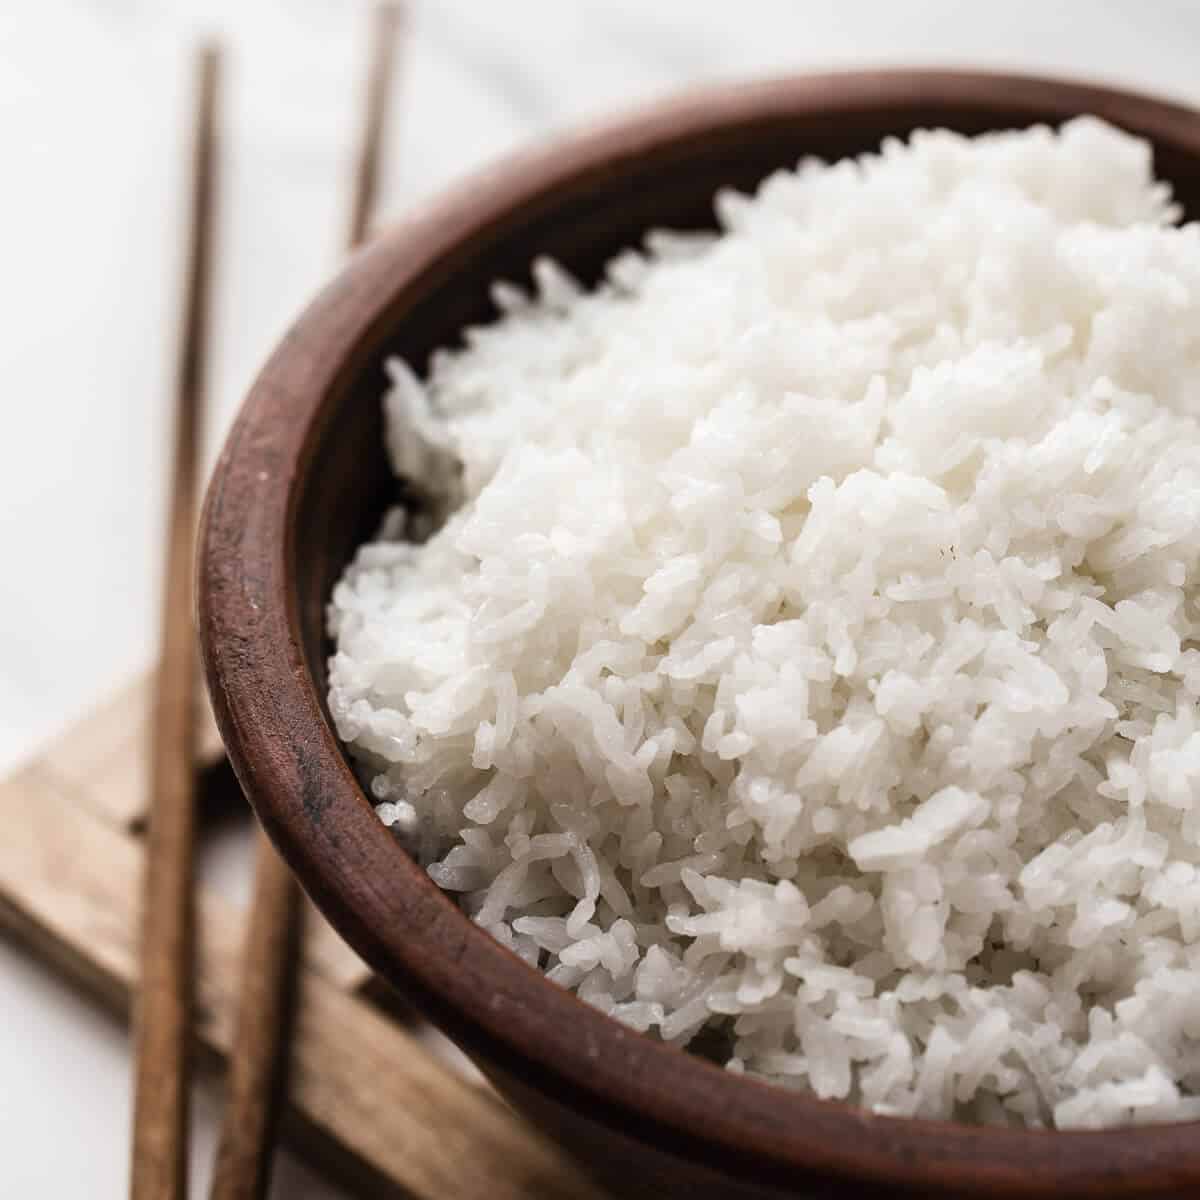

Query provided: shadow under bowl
[198,69,1200,1200]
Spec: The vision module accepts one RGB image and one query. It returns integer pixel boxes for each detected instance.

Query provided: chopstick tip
[196,37,224,80]
[375,1,406,35]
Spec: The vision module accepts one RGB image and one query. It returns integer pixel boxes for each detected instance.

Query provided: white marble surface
[3,1,1200,1194]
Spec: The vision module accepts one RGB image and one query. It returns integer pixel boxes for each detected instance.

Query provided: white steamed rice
[328,117,1200,1128]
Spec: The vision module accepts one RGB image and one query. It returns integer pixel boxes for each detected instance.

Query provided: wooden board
[47,670,224,830]
[0,681,603,1200]
[41,669,371,994]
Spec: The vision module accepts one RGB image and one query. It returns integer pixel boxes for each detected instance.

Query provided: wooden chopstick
[208,833,302,1200]
[209,8,405,1199]
[132,41,222,1200]
[347,1,405,250]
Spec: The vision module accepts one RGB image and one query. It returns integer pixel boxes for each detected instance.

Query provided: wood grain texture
[209,834,301,1200]
[2,674,368,993]
[198,71,1200,1199]
[3,681,373,991]
[47,672,223,830]
[133,42,222,1200]
[0,759,602,1200]
[212,7,407,1196]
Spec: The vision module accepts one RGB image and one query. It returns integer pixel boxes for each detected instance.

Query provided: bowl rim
[199,68,1200,1197]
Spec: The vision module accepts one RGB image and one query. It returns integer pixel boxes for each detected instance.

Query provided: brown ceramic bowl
[198,70,1200,1199]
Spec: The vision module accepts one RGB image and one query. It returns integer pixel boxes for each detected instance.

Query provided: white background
[2,1,1199,1194]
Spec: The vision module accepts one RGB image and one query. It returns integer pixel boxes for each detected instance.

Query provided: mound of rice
[328,118,1200,1128]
